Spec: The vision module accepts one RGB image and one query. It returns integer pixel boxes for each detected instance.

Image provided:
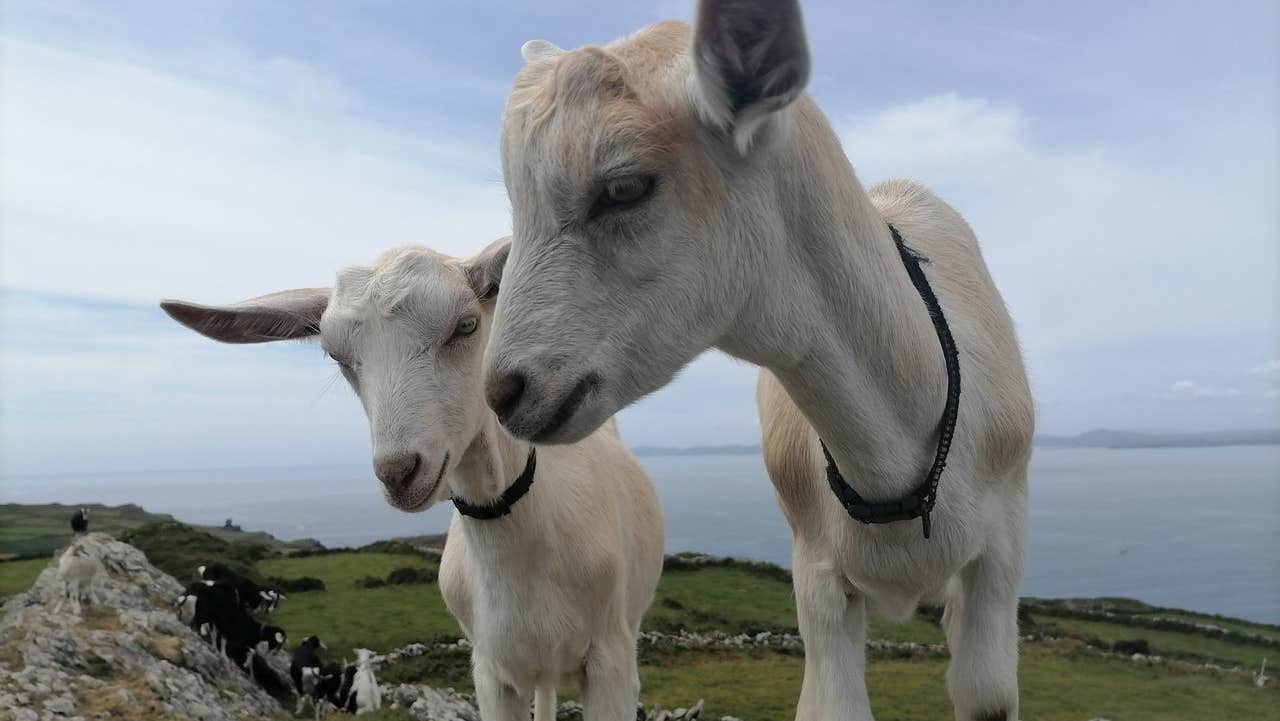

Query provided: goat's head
[352,648,376,668]
[301,635,328,651]
[161,238,511,513]
[262,625,287,652]
[484,0,812,443]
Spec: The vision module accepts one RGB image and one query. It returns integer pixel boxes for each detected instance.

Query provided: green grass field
[4,531,1276,721]
[249,551,1279,720]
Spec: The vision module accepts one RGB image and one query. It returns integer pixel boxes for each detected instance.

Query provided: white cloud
[0,38,511,304]
[1169,379,1241,400]
[1252,359,1280,378]
[837,92,1279,362]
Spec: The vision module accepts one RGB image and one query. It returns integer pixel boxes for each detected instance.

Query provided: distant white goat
[347,648,381,715]
[161,239,665,721]
[54,543,102,615]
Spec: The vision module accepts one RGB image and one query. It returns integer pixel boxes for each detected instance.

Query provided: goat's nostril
[487,371,527,421]
[374,453,420,491]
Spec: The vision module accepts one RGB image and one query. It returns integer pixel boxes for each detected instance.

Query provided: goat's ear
[461,237,512,302]
[690,0,810,154]
[521,39,564,64]
[160,288,331,344]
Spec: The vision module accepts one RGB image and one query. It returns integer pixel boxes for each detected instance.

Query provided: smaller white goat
[161,239,665,721]
[348,648,381,715]
[54,543,102,615]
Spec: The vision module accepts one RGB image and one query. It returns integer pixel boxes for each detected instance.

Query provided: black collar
[452,447,537,520]
[821,223,962,540]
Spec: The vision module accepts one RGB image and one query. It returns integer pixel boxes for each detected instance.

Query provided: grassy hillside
[253,551,1277,721]
[0,503,321,560]
[2,526,1275,720]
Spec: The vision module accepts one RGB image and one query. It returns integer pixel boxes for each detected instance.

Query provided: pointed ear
[690,0,810,154]
[160,288,330,344]
[521,39,564,64]
[461,237,512,302]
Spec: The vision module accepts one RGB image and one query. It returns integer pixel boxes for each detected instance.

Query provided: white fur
[162,241,665,721]
[54,542,102,615]
[488,4,1034,720]
[349,648,382,715]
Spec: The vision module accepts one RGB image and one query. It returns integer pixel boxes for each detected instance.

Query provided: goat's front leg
[474,659,530,721]
[579,631,640,721]
[944,531,1024,721]
[792,542,873,721]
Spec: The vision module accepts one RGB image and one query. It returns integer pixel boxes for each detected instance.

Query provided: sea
[4,445,1278,624]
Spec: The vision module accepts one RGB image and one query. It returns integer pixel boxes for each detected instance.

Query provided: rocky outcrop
[0,533,288,721]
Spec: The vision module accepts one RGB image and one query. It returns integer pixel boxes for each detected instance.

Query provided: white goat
[54,543,103,615]
[348,648,381,715]
[161,240,665,721]
[482,4,1034,720]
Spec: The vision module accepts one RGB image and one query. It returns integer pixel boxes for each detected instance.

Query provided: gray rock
[555,699,583,721]
[0,533,286,721]
[382,683,480,721]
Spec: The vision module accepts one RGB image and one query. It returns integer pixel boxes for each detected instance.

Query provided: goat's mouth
[387,452,450,513]
[527,373,602,444]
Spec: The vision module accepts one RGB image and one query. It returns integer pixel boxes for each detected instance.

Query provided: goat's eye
[451,316,478,341]
[592,175,656,216]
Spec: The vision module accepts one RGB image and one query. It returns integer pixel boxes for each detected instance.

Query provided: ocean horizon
[4,445,1277,624]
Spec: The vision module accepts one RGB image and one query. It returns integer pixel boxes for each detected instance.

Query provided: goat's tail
[533,683,557,721]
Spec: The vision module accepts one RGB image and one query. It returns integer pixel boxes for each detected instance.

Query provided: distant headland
[631,428,1280,456]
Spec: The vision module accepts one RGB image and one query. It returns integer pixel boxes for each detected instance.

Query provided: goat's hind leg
[792,542,873,721]
[944,539,1024,721]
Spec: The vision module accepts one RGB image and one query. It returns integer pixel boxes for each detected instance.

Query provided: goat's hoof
[973,711,1009,721]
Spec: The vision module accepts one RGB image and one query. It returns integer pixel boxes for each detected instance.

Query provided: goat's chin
[384,491,436,513]
[382,471,448,513]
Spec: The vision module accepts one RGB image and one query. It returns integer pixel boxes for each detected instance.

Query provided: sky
[1,0,1277,476]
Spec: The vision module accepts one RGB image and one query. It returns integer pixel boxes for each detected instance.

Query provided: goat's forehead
[326,252,471,333]
[504,23,690,169]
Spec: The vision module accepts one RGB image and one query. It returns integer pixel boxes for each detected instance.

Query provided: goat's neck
[448,412,531,506]
[718,122,947,499]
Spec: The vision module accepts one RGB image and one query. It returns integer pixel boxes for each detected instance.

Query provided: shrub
[386,567,436,585]
[352,566,436,589]
[266,576,326,593]
[121,521,262,583]
[1112,639,1151,655]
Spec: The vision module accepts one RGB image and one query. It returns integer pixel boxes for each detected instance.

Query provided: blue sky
[1,0,1277,475]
